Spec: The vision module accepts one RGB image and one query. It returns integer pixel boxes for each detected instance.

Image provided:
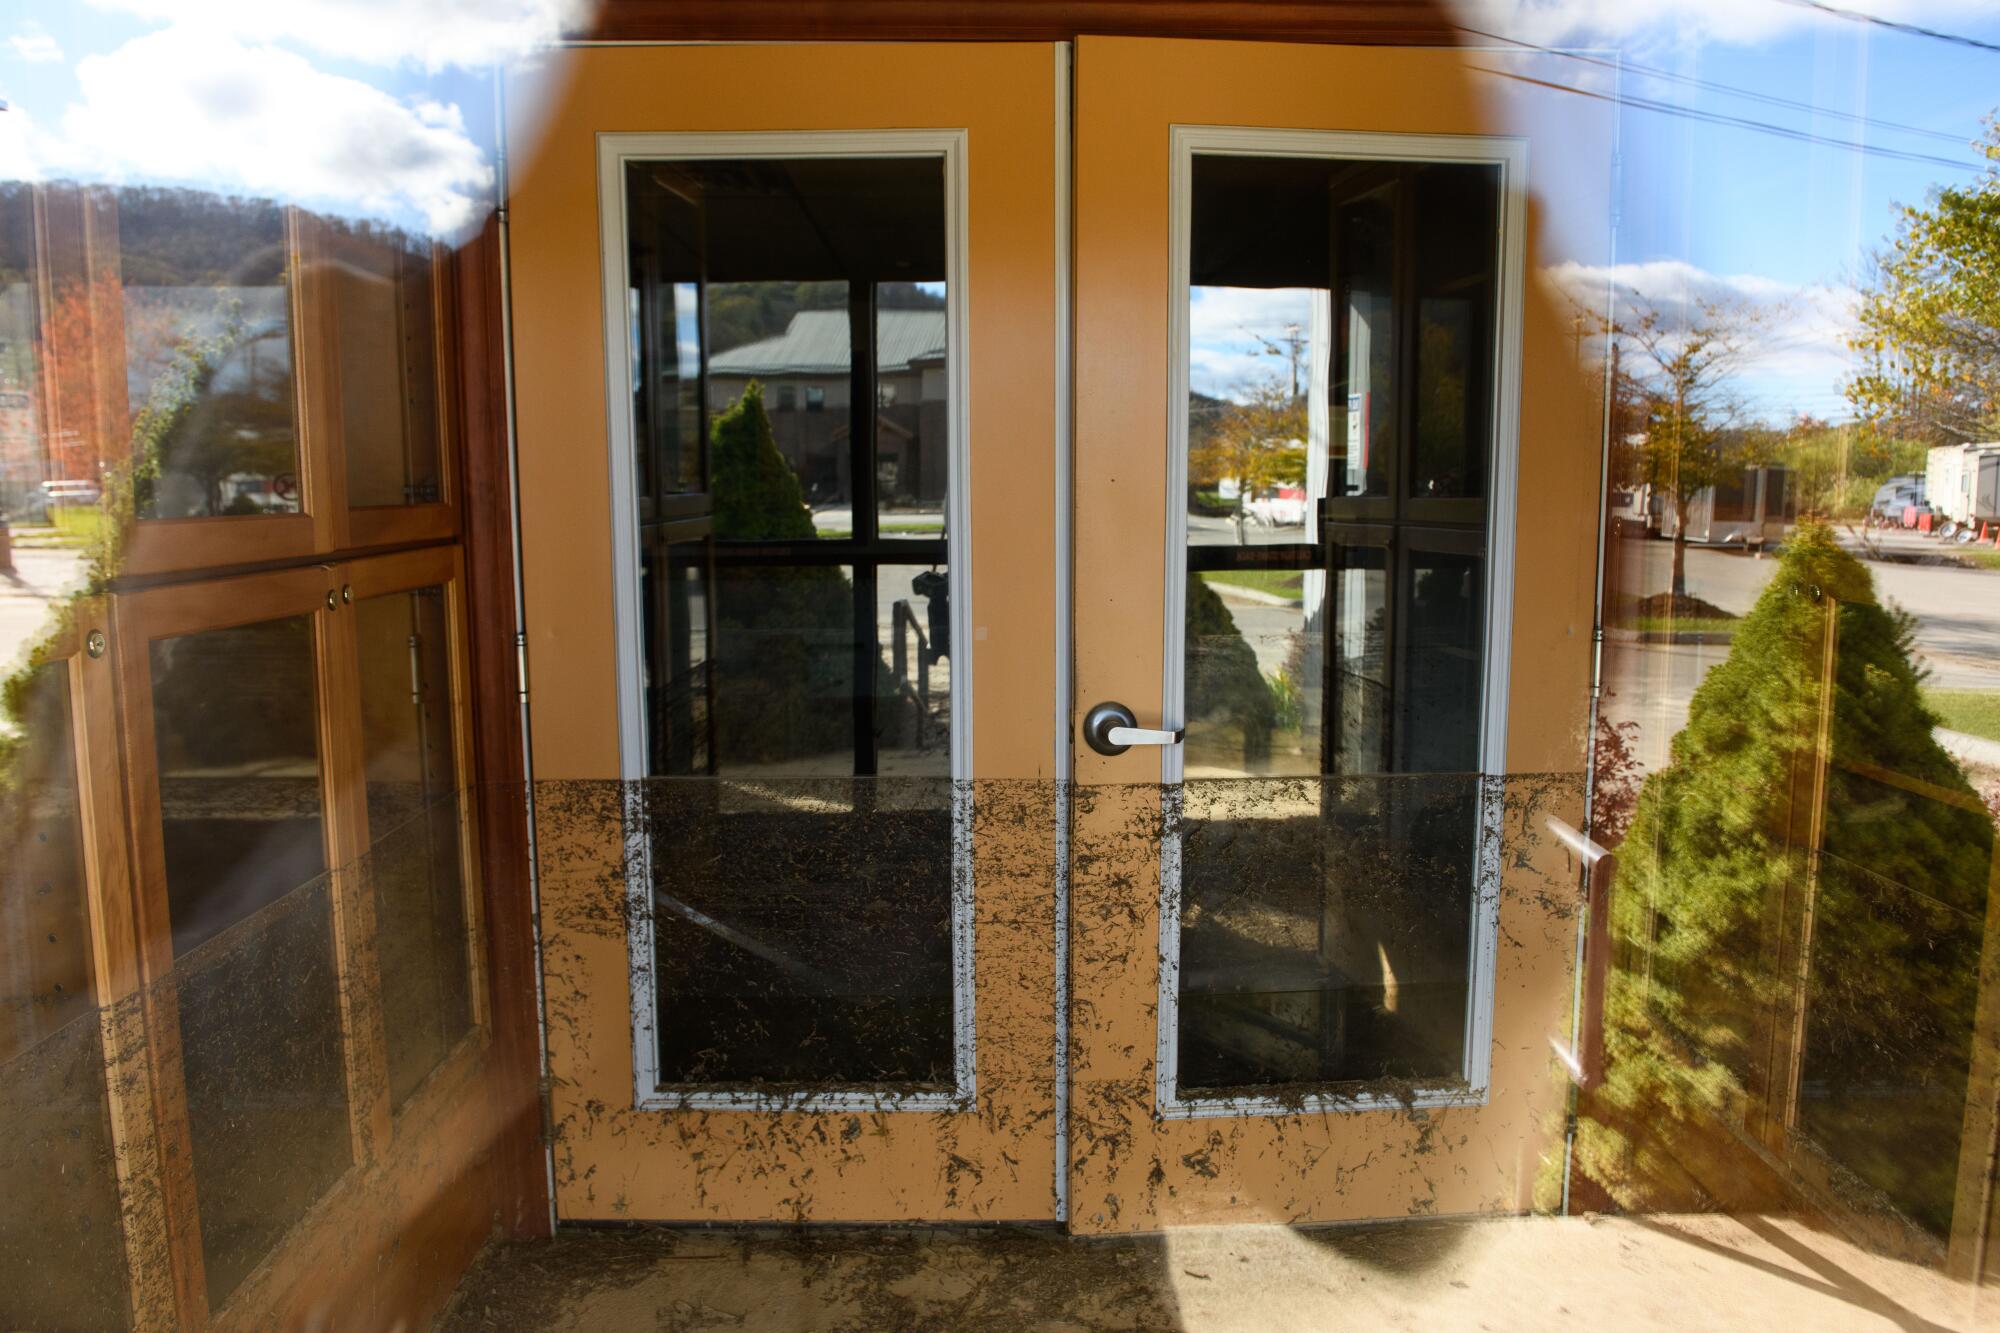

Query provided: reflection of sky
[1191,286,1316,401]
[4,3,1999,417]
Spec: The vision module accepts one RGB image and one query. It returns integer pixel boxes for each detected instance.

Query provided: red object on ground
[1904,504,1918,528]
[1920,511,1933,533]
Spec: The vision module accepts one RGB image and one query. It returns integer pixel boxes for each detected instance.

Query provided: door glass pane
[1410,166,1496,502]
[149,614,349,1310]
[120,190,301,520]
[1330,546,1389,775]
[644,540,713,778]
[1177,774,1478,1092]
[876,564,951,775]
[1399,546,1484,774]
[1335,185,1395,502]
[876,285,949,540]
[355,585,472,1111]
[327,224,443,508]
[648,779,956,1089]
[1177,152,1499,1098]
[627,167,705,502]
[708,280,851,525]
[0,664,132,1331]
[623,156,957,1091]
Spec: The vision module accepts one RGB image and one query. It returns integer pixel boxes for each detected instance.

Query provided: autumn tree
[1187,377,1309,545]
[1605,293,1763,599]
[1848,119,2000,444]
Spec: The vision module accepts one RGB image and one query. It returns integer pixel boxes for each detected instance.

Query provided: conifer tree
[1578,521,1993,1229]
[709,382,857,767]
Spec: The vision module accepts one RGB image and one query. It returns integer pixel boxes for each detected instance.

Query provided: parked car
[1870,474,1926,526]
[1245,485,1308,528]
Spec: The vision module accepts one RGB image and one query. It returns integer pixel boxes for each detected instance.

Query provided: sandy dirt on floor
[437,1212,1990,1332]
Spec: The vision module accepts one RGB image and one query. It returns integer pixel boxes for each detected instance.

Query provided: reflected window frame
[1159,126,1527,1118]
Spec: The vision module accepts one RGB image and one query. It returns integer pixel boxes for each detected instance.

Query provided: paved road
[1609,530,2000,772]
[1622,530,2000,691]
[1196,527,2000,776]
[0,545,87,675]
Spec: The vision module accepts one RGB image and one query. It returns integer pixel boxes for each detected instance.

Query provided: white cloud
[1547,257,1861,414]
[40,25,493,234]
[1451,0,1996,53]
[1190,286,1317,398]
[85,0,588,71]
[8,26,64,63]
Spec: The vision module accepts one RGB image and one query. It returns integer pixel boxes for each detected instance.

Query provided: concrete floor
[437,1213,1990,1332]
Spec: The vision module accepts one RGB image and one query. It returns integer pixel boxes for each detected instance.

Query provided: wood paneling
[452,216,551,1238]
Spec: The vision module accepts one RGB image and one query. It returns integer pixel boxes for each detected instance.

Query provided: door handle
[1082,701,1184,756]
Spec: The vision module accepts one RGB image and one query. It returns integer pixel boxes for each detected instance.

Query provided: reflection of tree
[1608,295,1762,599]
[1186,576,1275,764]
[1849,120,2000,444]
[140,315,295,517]
[1767,416,1926,520]
[1577,522,1995,1230]
[1188,378,1307,545]
[710,382,854,768]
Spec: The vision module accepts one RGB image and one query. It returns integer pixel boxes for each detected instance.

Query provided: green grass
[1199,569,1305,602]
[1952,546,2000,572]
[1926,689,2000,743]
[7,509,104,550]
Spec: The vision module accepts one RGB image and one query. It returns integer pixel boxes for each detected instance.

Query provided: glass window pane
[148,615,349,1311]
[1335,186,1396,502]
[120,189,301,520]
[1184,570,1321,778]
[707,283,851,529]
[648,778,955,1089]
[1178,153,1500,1101]
[327,224,443,508]
[1176,775,1477,1093]
[711,562,856,777]
[624,157,956,1090]
[1330,547,1389,775]
[876,564,951,775]
[644,540,713,778]
[1409,165,1497,502]
[876,284,949,540]
[1398,547,1483,774]
[0,664,132,1331]
[355,586,472,1111]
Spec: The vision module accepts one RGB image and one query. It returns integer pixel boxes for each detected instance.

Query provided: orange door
[1067,36,1611,1231]
[505,44,1067,1223]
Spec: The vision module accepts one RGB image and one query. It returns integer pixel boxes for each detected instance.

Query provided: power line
[1474,65,1987,172]
[1769,0,2000,54]
[1458,25,1972,146]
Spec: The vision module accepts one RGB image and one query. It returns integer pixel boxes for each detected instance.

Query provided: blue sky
[5,1,1998,421]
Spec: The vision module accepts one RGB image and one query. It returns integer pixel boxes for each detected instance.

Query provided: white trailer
[1926,443,2000,529]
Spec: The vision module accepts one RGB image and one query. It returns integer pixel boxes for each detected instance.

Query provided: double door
[507,36,1606,1231]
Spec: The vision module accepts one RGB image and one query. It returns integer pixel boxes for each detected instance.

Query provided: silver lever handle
[1083,701,1184,756]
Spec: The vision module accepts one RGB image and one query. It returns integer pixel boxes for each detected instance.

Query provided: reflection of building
[707,309,946,507]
